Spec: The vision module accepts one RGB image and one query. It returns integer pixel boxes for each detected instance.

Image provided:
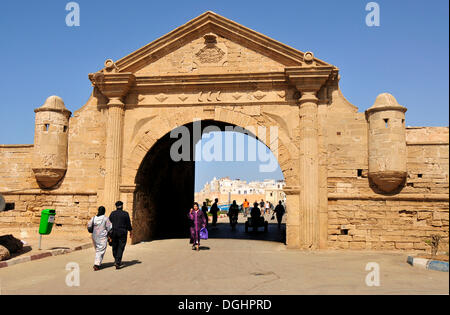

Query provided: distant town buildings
[195,177,286,206]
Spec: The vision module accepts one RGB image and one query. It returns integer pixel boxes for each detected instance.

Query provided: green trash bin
[39,209,56,235]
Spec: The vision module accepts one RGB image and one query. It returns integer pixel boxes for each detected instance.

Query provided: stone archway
[122,114,297,244]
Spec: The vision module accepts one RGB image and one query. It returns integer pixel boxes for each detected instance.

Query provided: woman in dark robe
[188,202,207,251]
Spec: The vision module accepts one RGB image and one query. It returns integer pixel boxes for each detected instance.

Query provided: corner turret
[366,93,407,192]
[32,96,71,189]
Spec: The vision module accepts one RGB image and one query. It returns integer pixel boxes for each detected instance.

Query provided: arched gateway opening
[131,120,287,244]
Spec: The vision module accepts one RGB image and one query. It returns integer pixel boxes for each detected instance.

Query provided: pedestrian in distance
[243,199,250,217]
[273,201,286,229]
[265,201,271,216]
[109,201,133,269]
[250,202,262,231]
[259,199,265,215]
[201,201,209,226]
[188,202,207,251]
[228,200,239,230]
[87,206,112,271]
[210,198,219,227]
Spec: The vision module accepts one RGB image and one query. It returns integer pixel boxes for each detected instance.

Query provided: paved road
[0,220,448,295]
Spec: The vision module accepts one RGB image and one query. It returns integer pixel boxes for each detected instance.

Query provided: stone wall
[0,193,97,227]
[58,94,107,194]
[326,126,449,251]
[0,145,36,192]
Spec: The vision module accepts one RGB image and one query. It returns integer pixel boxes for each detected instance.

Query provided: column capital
[298,91,319,106]
[106,97,125,109]
[88,72,135,101]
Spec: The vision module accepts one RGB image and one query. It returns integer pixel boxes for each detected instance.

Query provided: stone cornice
[0,190,97,195]
[88,72,135,99]
[133,72,288,89]
[285,66,336,92]
[120,184,137,193]
[0,144,34,148]
[328,193,449,202]
[34,107,72,116]
[122,69,337,91]
[366,105,408,115]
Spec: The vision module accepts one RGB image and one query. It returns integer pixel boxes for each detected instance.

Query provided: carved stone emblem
[195,46,225,64]
[194,33,227,66]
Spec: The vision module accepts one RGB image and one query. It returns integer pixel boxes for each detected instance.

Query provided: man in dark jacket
[109,201,132,269]
[228,200,239,230]
[201,202,209,226]
[210,198,219,227]
[273,201,286,229]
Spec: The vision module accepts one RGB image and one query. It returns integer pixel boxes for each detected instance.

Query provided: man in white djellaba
[87,206,113,271]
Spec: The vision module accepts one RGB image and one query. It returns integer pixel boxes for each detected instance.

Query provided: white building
[199,177,286,203]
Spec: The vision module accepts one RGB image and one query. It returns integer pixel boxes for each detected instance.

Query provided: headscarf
[97,206,106,217]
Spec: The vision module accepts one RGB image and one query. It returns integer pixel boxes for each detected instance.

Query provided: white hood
[93,215,105,226]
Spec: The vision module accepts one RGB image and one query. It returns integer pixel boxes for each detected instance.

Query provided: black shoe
[115,263,122,269]
[93,265,100,271]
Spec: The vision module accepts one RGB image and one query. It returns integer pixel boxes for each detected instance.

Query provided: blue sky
[0,0,448,190]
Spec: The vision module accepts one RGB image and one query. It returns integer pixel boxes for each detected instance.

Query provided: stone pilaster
[285,63,334,249]
[284,186,301,248]
[104,97,125,211]
[89,69,135,212]
[298,91,320,249]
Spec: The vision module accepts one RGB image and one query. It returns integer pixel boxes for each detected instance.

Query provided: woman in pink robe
[188,202,207,251]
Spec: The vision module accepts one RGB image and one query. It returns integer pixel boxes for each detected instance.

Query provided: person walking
[210,198,219,227]
[265,201,271,216]
[260,199,265,215]
[201,202,209,226]
[87,206,112,271]
[250,202,262,232]
[109,201,132,269]
[273,201,286,229]
[228,200,239,230]
[243,199,250,217]
[188,202,207,251]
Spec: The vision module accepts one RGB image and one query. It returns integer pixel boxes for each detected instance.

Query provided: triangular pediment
[104,11,335,75]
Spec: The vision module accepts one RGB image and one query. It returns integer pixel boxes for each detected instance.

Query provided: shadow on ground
[100,260,142,270]
[207,222,286,244]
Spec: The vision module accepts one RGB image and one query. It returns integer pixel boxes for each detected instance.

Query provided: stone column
[298,91,320,249]
[285,63,334,249]
[104,97,125,211]
[88,69,135,212]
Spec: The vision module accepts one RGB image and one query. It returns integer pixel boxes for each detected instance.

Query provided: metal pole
[38,234,42,250]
